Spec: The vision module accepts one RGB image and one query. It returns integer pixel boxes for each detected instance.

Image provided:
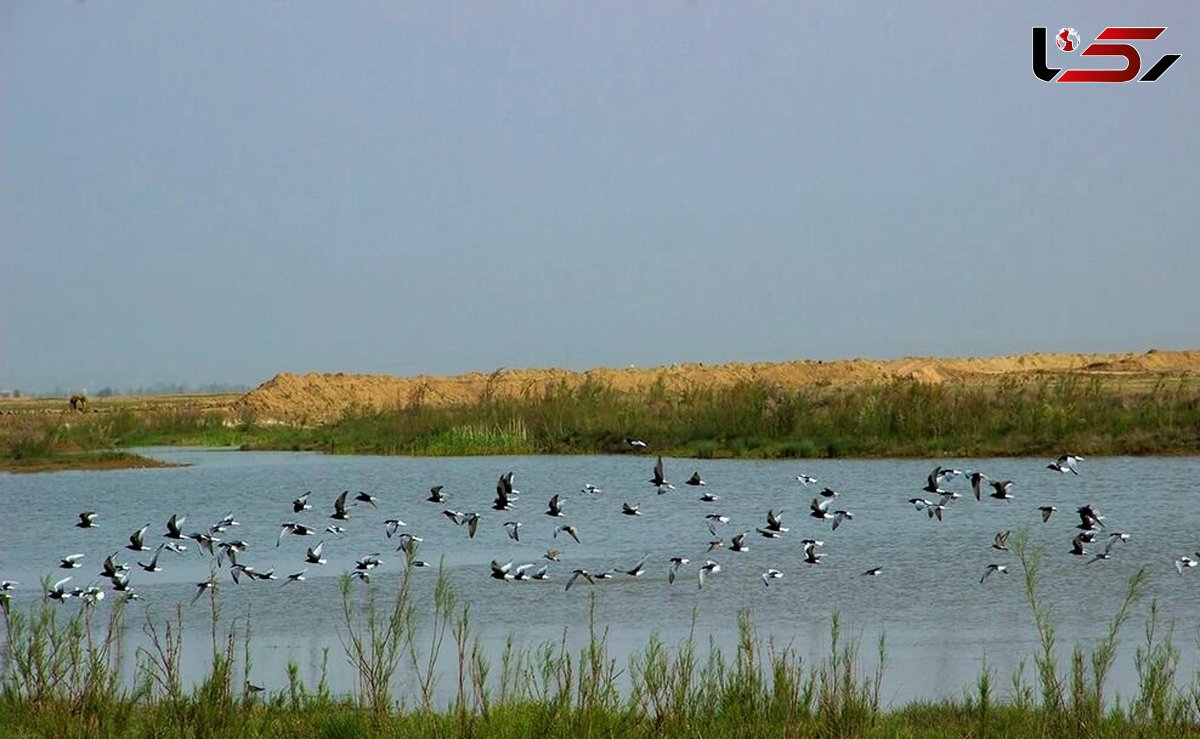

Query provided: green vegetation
[2,543,1198,738]
[3,376,1199,469]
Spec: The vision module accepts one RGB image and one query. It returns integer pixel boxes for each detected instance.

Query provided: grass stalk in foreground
[2,557,1199,738]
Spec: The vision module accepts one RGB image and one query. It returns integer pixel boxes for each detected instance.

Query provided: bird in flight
[651,456,674,493]
[980,564,1008,583]
[1047,454,1084,475]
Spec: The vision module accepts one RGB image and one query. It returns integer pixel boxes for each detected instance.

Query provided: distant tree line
[20,382,252,399]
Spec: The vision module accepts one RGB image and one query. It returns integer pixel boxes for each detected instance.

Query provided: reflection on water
[2,449,1198,706]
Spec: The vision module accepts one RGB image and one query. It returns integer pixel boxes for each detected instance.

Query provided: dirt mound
[232,349,1200,426]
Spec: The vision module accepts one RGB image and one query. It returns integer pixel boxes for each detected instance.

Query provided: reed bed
[2,552,1198,739]
[259,375,1200,458]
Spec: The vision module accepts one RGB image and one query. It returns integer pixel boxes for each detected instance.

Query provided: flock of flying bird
[2,451,1198,611]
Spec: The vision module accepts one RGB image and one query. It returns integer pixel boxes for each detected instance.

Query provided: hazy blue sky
[2,3,1197,393]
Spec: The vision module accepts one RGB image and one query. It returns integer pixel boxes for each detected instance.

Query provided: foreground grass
[2,540,1198,738]
[3,375,1199,468]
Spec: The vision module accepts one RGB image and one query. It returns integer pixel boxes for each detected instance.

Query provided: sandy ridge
[232,349,1200,426]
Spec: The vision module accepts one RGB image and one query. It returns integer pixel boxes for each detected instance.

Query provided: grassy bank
[2,538,1198,738]
[0,451,182,474]
[3,376,1199,468]
[296,374,1200,458]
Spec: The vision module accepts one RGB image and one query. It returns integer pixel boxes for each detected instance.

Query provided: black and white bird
[1039,506,1058,523]
[1048,454,1084,475]
[494,473,517,511]
[685,471,706,487]
[76,511,99,529]
[354,554,383,572]
[706,514,730,536]
[924,466,954,494]
[138,546,165,573]
[490,560,514,581]
[668,557,690,584]
[427,485,446,503]
[191,578,217,605]
[565,569,595,592]
[697,560,721,590]
[47,577,74,602]
[980,564,1008,583]
[354,491,378,508]
[99,552,128,579]
[810,497,834,521]
[796,474,818,486]
[59,553,84,569]
[210,512,240,533]
[277,522,316,546]
[969,472,988,502]
[761,569,783,587]
[383,519,407,538]
[763,509,788,534]
[504,520,523,541]
[623,554,649,577]
[622,502,641,516]
[395,533,422,555]
[801,540,824,565]
[305,542,327,565]
[1077,505,1105,531]
[546,494,565,518]
[1088,534,1128,564]
[651,456,674,493]
[989,480,1015,502]
[165,514,187,540]
[330,491,353,521]
[554,524,580,544]
[126,524,151,552]
[292,492,313,513]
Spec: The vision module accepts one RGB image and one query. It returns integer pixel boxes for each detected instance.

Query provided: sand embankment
[231,349,1200,426]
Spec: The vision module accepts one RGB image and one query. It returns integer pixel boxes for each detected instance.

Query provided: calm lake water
[2,449,1198,706]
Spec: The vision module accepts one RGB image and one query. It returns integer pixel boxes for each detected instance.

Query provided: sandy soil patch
[230,349,1200,426]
